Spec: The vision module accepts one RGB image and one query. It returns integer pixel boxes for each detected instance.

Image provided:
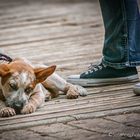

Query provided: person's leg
[101,0,140,67]
[100,0,128,66]
[67,0,140,87]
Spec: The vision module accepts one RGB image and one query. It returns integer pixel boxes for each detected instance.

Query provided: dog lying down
[0,57,87,117]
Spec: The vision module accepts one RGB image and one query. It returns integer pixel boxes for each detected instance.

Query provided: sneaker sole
[133,83,140,95]
[67,74,139,87]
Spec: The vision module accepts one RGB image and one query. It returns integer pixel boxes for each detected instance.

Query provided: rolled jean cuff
[102,57,140,69]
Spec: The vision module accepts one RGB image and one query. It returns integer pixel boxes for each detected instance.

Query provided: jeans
[99,0,140,68]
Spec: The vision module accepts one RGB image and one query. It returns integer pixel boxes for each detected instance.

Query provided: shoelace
[85,63,106,74]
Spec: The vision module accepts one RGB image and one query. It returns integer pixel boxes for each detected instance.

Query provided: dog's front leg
[43,73,87,99]
[21,84,46,114]
[0,100,16,117]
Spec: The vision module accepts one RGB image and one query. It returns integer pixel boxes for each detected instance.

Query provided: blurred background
[0,0,104,78]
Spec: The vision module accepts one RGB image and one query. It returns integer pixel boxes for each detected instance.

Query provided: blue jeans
[99,0,140,68]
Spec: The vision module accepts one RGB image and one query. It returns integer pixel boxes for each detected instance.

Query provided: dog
[0,54,87,117]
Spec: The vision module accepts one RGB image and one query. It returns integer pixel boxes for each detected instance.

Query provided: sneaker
[67,63,139,87]
[133,83,140,95]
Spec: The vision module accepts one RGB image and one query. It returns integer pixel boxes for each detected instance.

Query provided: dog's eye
[25,87,33,94]
[9,83,18,90]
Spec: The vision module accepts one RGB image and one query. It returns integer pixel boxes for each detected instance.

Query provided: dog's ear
[0,64,10,77]
[34,65,56,83]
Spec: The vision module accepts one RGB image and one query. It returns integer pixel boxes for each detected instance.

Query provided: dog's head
[0,58,56,113]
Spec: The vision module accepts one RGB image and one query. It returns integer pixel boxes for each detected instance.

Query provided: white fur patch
[20,72,29,85]
[12,71,35,88]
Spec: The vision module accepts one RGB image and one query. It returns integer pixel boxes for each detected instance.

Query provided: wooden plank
[0,90,139,125]
[0,96,140,125]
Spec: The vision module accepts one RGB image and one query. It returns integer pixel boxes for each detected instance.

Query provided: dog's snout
[12,100,26,111]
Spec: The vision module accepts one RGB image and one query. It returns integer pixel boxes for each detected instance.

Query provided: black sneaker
[67,63,139,87]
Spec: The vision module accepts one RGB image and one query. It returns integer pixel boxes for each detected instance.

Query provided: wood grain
[0,0,140,131]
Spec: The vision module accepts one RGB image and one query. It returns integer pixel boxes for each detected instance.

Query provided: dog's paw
[74,85,87,97]
[21,103,36,114]
[66,84,87,99]
[0,107,16,117]
[66,88,79,99]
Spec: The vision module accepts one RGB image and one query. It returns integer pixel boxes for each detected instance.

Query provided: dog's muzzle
[7,100,26,114]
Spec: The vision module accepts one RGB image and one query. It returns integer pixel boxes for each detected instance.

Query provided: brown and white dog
[0,56,87,117]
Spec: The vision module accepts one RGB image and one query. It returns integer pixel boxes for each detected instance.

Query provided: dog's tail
[0,53,13,63]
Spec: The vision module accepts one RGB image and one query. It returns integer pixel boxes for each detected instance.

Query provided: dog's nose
[12,100,26,113]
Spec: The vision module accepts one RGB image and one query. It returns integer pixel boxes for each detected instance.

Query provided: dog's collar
[0,53,13,63]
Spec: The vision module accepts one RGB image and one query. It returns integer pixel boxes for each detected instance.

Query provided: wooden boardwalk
[0,0,140,139]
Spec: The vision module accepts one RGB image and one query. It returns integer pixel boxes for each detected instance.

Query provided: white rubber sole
[133,83,140,95]
[67,74,139,87]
